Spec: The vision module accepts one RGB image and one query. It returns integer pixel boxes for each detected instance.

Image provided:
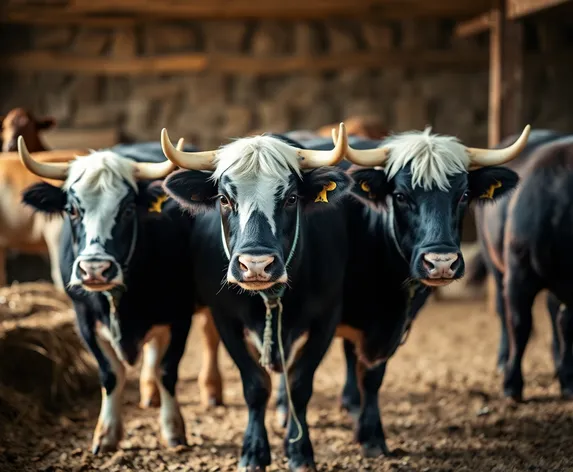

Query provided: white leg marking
[93,326,126,454]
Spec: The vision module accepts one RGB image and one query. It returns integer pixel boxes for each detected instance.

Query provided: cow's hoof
[503,389,523,403]
[561,387,573,400]
[361,441,392,458]
[166,437,188,449]
[139,382,161,409]
[92,420,122,455]
[291,465,317,472]
[276,406,288,429]
[92,439,119,455]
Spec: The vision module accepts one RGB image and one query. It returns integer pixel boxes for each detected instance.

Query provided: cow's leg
[355,361,391,457]
[197,310,223,407]
[341,339,361,419]
[547,292,573,398]
[213,314,271,470]
[547,292,563,374]
[503,263,541,401]
[284,323,337,472]
[139,342,161,409]
[492,269,509,372]
[276,373,288,428]
[0,248,7,286]
[158,320,191,447]
[75,307,125,454]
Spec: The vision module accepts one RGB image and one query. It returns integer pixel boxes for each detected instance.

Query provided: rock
[71,29,110,56]
[363,21,394,51]
[143,24,199,54]
[326,20,359,53]
[251,21,291,57]
[204,21,247,53]
[34,27,73,49]
[294,22,322,55]
[222,105,253,138]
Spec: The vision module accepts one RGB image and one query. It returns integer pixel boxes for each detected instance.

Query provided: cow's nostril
[422,258,435,271]
[239,261,248,272]
[450,257,462,272]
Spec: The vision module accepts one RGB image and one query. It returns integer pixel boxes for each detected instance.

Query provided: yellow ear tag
[480,180,502,200]
[149,194,168,213]
[314,181,337,203]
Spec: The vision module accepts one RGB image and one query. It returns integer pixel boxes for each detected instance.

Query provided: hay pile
[0,282,97,432]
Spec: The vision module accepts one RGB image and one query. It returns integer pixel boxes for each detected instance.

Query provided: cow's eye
[219,195,231,207]
[123,206,135,219]
[394,193,407,204]
[68,205,80,220]
[286,194,298,206]
[460,191,470,203]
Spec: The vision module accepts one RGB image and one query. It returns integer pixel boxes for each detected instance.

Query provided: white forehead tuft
[210,136,301,236]
[383,127,469,191]
[64,151,138,194]
[211,136,302,184]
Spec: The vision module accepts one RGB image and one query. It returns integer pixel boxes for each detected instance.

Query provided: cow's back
[505,135,573,281]
[475,130,567,271]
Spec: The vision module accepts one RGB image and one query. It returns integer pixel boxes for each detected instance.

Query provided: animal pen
[1,1,573,471]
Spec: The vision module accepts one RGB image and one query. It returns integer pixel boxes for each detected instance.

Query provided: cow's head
[162,124,351,292]
[343,126,530,287]
[1,108,55,152]
[18,136,178,292]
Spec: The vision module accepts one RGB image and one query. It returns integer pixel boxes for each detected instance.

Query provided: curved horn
[17,136,69,180]
[133,137,183,180]
[467,125,531,169]
[161,128,216,171]
[331,125,390,167]
[296,122,348,168]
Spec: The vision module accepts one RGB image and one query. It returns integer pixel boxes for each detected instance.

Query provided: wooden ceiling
[1,0,493,25]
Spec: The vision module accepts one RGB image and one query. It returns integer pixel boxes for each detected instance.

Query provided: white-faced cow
[160,125,351,471]
[18,137,201,453]
[275,126,531,457]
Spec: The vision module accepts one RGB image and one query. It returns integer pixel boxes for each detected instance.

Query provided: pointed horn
[133,137,185,181]
[161,128,216,171]
[331,126,389,167]
[17,136,69,180]
[296,122,348,168]
[467,125,531,169]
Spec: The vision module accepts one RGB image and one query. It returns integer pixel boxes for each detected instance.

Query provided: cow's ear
[22,182,66,214]
[469,167,519,204]
[36,116,56,130]
[348,167,390,206]
[163,169,218,213]
[300,167,352,212]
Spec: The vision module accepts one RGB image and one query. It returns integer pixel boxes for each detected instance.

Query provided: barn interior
[1,1,573,471]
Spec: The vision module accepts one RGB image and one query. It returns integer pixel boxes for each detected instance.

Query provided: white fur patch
[383,127,469,191]
[64,152,139,284]
[211,136,301,235]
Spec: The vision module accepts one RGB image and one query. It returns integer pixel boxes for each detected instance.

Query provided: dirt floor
[2,293,573,472]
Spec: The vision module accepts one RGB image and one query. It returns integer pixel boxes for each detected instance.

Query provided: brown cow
[0,149,89,287]
[1,108,56,153]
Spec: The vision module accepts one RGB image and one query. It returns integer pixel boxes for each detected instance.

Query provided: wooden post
[488,2,503,148]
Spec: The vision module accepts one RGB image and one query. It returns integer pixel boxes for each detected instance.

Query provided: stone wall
[1,18,572,151]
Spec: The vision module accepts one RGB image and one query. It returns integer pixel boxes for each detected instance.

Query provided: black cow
[160,125,351,471]
[276,126,530,456]
[470,130,573,401]
[17,137,197,453]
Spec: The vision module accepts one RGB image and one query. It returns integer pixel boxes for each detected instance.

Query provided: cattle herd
[2,106,572,471]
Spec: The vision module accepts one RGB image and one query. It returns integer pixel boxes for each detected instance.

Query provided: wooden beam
[1,0,492,22]
[0,50,489,76]
[488,3,503,148]
[43,128,120,150]
[455,0,571,37]
[501,19,524,138]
